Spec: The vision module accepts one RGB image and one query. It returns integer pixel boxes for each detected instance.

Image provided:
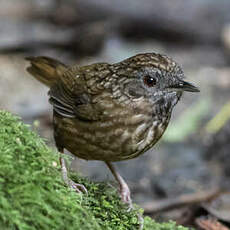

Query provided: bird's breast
[53,101,170,162]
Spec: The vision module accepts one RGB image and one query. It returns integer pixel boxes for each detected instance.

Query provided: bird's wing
[49,84,76,118]
[49,63,113,121]
[49,83,108,121]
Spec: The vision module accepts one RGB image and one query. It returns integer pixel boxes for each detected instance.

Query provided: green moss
[0,110,189,230]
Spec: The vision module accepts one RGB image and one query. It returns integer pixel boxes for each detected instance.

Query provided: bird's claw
[120,187,133,211]
[121,188,143,229]
[68,180,88,194]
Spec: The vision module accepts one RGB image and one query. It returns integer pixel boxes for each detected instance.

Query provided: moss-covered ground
[0,110,189,230]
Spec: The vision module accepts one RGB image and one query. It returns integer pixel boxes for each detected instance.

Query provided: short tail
[25,56,68,87]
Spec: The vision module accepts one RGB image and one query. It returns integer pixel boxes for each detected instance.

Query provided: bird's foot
[59,156,87,194]
[120,184,133,211]
[105,162,143,229]
[120,187,143,230]
[67,179,88,194]
[137,213,144,230]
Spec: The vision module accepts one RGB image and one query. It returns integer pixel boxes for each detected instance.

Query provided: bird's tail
[25,56,68,87]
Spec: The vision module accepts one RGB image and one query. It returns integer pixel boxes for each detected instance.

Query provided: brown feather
[25,56,67,87]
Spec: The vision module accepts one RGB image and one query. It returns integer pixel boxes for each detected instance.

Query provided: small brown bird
[26,53,199,207]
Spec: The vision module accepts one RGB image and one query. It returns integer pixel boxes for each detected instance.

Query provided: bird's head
[113,53,199,114]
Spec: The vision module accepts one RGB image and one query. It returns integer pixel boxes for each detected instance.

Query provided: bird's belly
[54,113,169,162]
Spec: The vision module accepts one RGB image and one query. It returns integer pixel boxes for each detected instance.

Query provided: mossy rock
[0,110,189,230]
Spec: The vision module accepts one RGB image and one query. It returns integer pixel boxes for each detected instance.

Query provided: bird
[25,53,199,208]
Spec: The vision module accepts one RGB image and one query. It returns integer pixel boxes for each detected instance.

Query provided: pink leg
[106,162,144,229]
[58,147,87,194]
[105,161,132,209]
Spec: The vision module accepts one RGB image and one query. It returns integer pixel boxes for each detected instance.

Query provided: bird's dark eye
[143,75,157,87]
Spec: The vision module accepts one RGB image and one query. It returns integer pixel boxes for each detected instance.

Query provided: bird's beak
[169,80,200,93]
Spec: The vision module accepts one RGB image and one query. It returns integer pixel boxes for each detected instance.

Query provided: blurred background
[1,0,230,227]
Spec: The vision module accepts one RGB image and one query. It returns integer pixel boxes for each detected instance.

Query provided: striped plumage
[26,53,199,208]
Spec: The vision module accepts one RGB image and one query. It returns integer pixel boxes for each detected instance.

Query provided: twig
[196,216,230,230]
[143,187,221,214]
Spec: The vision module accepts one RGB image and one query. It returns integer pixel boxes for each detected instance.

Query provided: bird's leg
[58,147,87,194]
[105,161,133,209]
[106,163,144,229]
[105,162,144,229]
